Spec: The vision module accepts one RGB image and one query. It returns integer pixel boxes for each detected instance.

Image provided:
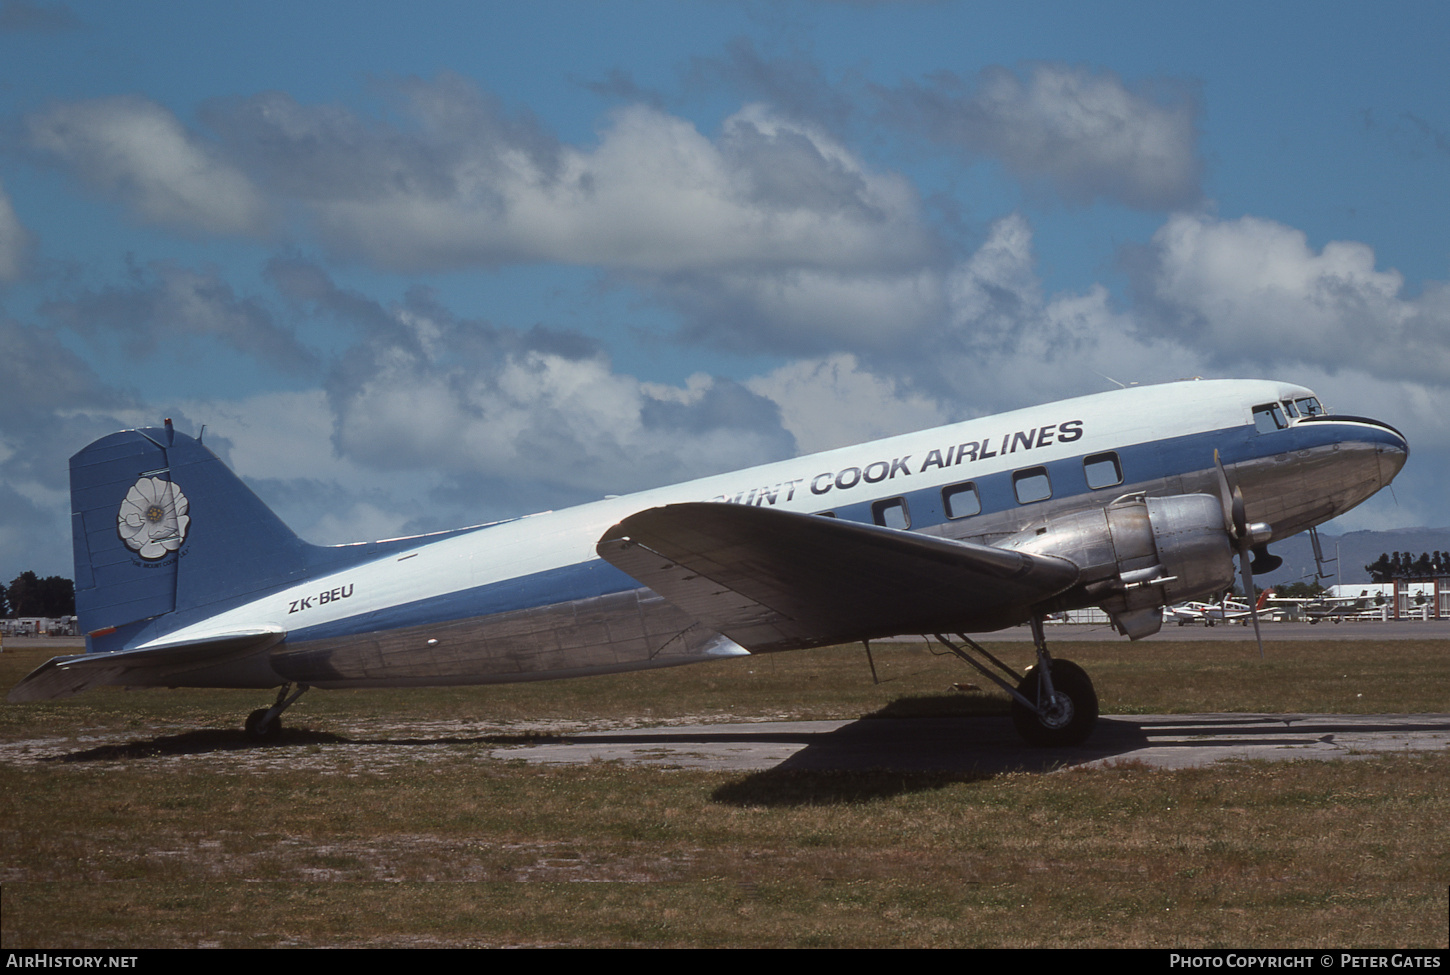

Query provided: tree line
[1364,551,1449,582]
[3,572,76,618]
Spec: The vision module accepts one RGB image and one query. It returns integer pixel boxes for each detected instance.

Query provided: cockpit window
[1253,403,1287,434]
[1295,396,1324,416]
[1281,399,1299,419]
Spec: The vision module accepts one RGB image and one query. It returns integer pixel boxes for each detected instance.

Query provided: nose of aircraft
[1376,421,1409,487]
[1328,413,1410,488]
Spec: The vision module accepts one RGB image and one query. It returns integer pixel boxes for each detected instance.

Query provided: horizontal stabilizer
[6,628,284,703]
[597,503,1079,652]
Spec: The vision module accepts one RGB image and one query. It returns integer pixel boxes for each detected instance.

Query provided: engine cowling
[998,493,1236,639]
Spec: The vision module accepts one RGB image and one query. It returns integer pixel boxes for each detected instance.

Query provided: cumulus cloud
[25,95,270,235]
[882,63,1202,210]
[329,318,797,499]
[1128,212,1450,383]
[682,36,858,132]
[110,77,939,275]
[0,178,32,282]
[746,353,949,453]
[845,213,1211,413]
[24,79,948,350]
[41,261,318,371]
[658,265,947,354]
[0,316,137,487]
[268,265,798,503]
[308,97,928,272]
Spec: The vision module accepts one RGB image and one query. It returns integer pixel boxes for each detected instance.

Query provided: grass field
[1,637,1447,947]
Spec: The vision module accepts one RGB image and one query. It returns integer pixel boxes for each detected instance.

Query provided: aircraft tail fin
[70,421,313,652]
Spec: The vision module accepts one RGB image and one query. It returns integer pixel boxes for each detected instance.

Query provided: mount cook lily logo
[118,476,190,559]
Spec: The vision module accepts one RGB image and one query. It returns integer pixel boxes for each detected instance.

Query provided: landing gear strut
[935,617,1099,747]
[244,683,310,742]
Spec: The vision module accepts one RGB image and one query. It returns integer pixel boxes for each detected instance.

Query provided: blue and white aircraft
[8,379,1408,746]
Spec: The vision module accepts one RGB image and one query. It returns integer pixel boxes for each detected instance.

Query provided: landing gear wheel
[1011,659,1098,747]
[245,708,281,742]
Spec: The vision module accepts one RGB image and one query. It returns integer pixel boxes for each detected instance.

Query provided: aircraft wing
[597,502,1080,652]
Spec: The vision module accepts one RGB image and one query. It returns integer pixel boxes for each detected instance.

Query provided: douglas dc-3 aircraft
[8,379,1408,746]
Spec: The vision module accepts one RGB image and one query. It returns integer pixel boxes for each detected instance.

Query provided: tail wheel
[1011,659,1099,747]
[244,708,282,742]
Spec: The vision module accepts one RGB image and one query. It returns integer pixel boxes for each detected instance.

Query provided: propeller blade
[1238,540,1265,658]
[1213,450,1236,537]
[1217,450,1264,657]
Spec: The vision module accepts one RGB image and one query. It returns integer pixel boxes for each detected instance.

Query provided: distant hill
[1254,527,1450,588]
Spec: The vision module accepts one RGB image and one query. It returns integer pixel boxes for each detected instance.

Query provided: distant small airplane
[1268,589,1389,623]
[1166,589,1273,626]
[8,380,1408,746]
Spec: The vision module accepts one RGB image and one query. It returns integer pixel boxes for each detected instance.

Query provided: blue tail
[71,420,318,652]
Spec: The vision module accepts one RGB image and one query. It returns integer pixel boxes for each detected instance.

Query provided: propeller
[1214,450,1266,658]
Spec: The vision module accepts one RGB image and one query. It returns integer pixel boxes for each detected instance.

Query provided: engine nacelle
[998,493,1236,639]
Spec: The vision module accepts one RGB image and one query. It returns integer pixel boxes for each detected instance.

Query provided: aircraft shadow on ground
[710,716,1153,807]
[42,710,1450,809]
[44,727,559,762]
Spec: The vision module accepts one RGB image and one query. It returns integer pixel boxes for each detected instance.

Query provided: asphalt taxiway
[494,712,1450,773]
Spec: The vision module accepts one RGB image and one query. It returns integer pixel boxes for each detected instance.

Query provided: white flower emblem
[118,477,190,560]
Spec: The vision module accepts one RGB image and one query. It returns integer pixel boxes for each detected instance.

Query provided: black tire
[245,708,281,742]
[1011,659,1098,747]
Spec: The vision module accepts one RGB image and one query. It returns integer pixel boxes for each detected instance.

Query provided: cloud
[745,353,949,453]
[0,178,32,282]
[25,80,946,351]
[329,318,797,500]
[882,63,1202,210]
[25,96,270,235]
[266,265,798,504]
[0,313,139,580]
[191,78,936,275]
[41,261,319,372]
[682,36,858,132]
[1127,212,1450,383]
[0,481,69,581]
[0,316,137,486]
[657,265,947,354]
[350,98,923,273]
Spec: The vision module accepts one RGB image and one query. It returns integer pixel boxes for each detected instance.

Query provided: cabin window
[871,497,910,530]
[1295,396,1324,416]
[1253,403,1287,434]
[942,482,981,519]
[1013,467,1052,504]
[1083,451,1123,490]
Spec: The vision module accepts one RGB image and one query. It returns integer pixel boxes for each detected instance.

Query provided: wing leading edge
[597,502,1080,652]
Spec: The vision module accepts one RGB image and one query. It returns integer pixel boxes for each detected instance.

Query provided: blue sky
[2,0,1448,584]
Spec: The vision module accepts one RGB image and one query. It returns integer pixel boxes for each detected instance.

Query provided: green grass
[1,637,1448,947]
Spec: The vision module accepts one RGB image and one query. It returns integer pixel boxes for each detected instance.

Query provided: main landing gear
[935,617,1099,747]
[244,683,310,742]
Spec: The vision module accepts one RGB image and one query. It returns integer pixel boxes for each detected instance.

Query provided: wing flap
[597,503,1079,652]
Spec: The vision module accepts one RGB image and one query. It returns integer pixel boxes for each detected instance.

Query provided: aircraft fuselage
[74,378,1403,693]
